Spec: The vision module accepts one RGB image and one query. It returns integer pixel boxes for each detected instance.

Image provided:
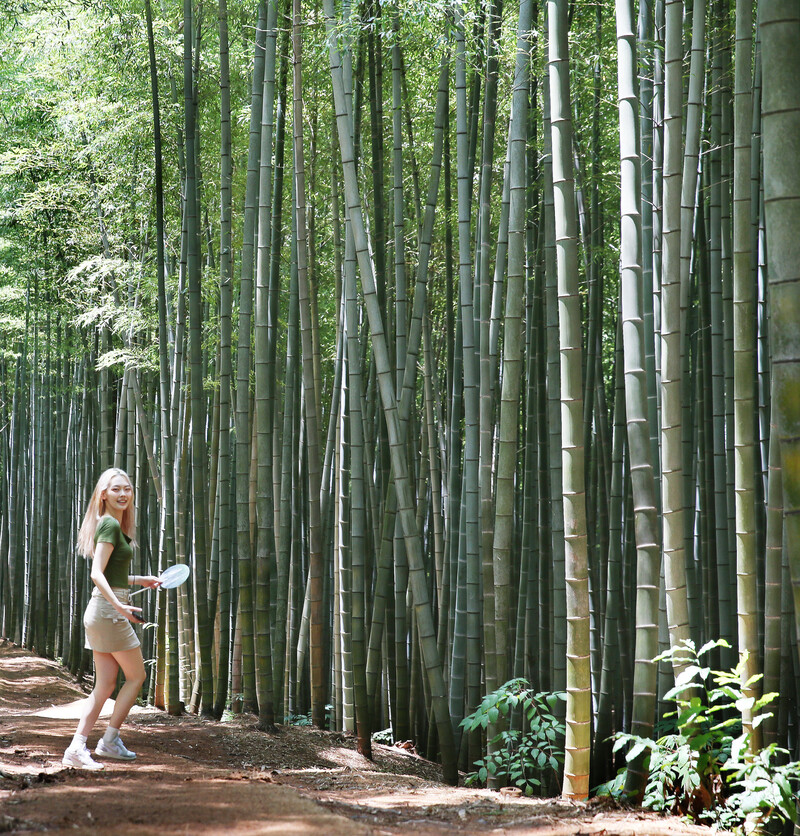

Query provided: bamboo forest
[1,0,800,824]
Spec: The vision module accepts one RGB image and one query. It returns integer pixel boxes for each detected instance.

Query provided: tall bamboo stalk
[546,0,590,800]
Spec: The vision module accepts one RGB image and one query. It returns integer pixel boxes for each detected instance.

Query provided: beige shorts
[83,587,141,653]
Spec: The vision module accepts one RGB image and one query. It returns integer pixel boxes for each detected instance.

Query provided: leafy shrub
[605,639,800,834]
[371,727,394,745]
[287,703,334,728]
[719,744,800,834]
[461,678,565,796]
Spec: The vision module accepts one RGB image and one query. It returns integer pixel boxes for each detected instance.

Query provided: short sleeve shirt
[94,515,133,588]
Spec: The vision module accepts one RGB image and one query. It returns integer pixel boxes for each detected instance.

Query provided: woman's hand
[136,575,163,589]
[117,603,145,624]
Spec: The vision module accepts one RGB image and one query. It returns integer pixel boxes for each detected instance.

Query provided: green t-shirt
[94,515,133,588]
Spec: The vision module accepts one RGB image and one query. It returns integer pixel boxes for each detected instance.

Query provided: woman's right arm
[90,543,143,623]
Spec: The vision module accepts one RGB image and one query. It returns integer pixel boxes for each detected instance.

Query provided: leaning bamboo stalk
[322,0,457,784]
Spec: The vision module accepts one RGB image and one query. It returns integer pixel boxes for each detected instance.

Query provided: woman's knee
[113,649,147,688]
[128,667,146,689]
[121,659,146,689]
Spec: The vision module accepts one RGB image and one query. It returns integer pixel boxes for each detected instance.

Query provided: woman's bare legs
[72,647,145,739]
[64,646,145,769]
[107,647,146,729]
[75,651,120,737]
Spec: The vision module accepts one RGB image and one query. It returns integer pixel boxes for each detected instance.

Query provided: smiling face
[102,474,133,519]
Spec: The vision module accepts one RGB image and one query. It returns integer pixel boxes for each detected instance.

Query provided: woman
[62,468,161,770]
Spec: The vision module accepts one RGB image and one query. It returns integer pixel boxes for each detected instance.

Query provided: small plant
[286,704,334,728]
[371,727,394,745]
[720,743,800,834]
[606,639,800,834]
[461,678,565,796]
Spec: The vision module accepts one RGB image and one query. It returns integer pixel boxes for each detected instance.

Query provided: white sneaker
[62,745,104,770]
[95,735,136,760]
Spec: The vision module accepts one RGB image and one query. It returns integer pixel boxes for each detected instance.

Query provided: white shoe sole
[95,744,136,760]
[62,754,104,770]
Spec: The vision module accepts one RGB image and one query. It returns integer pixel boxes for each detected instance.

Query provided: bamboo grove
[0,0,799,799]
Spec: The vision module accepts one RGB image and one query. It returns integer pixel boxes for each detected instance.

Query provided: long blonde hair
[77,468,136,557]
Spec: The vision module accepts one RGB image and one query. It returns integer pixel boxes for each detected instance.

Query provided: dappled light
[0,643,726,835]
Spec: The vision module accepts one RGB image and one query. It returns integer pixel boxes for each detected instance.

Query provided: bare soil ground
[1,640,729,835]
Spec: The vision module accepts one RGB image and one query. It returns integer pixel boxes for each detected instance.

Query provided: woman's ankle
[68,732,88,750]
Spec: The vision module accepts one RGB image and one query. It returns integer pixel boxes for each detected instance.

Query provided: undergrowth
[461,678,565,796]
[600,639,800,835]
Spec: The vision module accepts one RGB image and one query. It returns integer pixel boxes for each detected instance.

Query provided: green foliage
[287,703,334,728]
[371,727,394,745]
[604,640,800,834]
[720,745,800,834]
[461,679,566,796]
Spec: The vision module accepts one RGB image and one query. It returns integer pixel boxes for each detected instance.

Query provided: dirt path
[0,640,728,835]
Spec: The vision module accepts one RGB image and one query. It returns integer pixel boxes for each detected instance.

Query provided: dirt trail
[1,641,727,835]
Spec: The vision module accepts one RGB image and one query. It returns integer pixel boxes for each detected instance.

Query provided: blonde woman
[62,468,161,770]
